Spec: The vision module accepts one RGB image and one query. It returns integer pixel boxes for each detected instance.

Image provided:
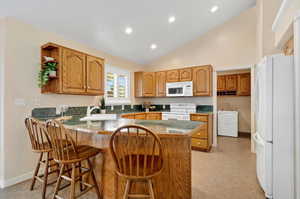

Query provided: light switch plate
[14,98,26,106]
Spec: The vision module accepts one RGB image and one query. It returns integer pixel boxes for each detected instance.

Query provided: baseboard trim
[1,171,34,188]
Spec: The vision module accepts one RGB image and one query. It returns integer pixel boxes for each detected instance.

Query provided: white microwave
[166,81,193,97]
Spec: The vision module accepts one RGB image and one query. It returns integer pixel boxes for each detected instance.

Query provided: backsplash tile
[32,104,213,118]
[196,105,213,112]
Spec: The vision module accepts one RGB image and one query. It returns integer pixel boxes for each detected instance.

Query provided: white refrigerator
[254,54,294,199]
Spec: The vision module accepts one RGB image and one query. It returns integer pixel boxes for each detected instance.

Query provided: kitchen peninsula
[40,114,204,199]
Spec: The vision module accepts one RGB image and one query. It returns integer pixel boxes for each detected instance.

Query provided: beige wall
[0,18,6,185]
[273,0,300,47]
[1,17,143,184]
[140,7,257,105]
[256,0,282,60]
[148,7,257,71]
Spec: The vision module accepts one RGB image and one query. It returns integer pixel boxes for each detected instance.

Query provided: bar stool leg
[87,159,102,199]
[52,164,65,199]
[42,152,49,199]
[30,153,43,190]
[70,163,76,199]
[123,179,131,199]
[148,179,155,199]
[78,161,84,191]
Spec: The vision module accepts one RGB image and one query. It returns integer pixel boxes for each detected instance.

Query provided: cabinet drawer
[191,138,208,148]
[192,124,208,139]
[190,115,208,122]
[146,113,161,120]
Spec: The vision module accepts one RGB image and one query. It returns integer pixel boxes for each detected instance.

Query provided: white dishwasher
[217,111,238,137]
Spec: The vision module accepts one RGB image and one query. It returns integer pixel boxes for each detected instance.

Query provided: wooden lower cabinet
[133,113,146,120]
[190,113,213,151]
[121,112,213,152]
[146,112,162,120]
[121,112,161,120]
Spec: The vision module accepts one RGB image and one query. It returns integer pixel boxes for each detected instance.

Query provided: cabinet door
[179,68,192,81]
[192,66,212,96]
[86,56,104,95]
[226,75,237,91]
[62,48,86,94]
[166,70,179,82]
[135,113,146,120]
[217,76,226,91]
[155,71,166,97]
[142,72,156,97]
[237,73,251,96]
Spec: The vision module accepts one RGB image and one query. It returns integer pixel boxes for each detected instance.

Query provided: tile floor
[0,136,265,199]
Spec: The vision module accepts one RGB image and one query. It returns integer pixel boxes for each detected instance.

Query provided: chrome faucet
[86,106,100,117]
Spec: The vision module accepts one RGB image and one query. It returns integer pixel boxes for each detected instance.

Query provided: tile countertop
[36,113,204,137]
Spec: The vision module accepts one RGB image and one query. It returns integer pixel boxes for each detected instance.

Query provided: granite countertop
[36,113,204,137]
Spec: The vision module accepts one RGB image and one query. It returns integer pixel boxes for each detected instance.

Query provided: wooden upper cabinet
[143,72,156,97]
[166,70,179,82]
[225,75,237,91]
[217,76,226,91]
[237,73,251,96]
[41,43,105,95]
[86,56,104,95]
[62,48,86,94]
[179,68,192,81]
[192,65,212,96]
[134,72,156,97]
[155,71,166,97]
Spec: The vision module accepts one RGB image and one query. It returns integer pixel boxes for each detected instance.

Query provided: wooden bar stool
[25,117,60,199]
[46,120,103,199]
[109,125,164,199]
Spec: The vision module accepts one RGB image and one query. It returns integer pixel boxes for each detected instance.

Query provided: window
[105,65,131,104]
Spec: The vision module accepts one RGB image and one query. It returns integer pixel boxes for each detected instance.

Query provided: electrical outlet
[131,104,134,109]
[111,106,114,111]
[122,105,125,110]
[163,104,166,109]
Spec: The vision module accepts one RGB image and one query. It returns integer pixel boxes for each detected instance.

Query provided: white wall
[1,17,143,187]
[0,18,6,188]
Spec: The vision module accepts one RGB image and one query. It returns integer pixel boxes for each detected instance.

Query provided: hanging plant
[38,61,57,88]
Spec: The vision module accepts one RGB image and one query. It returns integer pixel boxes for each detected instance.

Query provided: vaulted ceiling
[1,0,256,64]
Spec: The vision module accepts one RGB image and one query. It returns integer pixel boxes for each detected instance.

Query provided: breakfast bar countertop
[37,114,204,137]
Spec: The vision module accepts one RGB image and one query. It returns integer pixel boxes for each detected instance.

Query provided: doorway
[213,65,254,151]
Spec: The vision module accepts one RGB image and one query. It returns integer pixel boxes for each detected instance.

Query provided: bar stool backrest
[46,120,77,162]
[109,125,163,179]
[25,117,51,153]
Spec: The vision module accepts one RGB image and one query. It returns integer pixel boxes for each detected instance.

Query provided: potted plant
[100,97,106,114]
[38,60,58,88]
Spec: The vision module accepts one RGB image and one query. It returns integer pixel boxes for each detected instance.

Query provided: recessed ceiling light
[168,16,176,23]
[210,5,219,13]
[150,44,157,50]
[125,27,133,35]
